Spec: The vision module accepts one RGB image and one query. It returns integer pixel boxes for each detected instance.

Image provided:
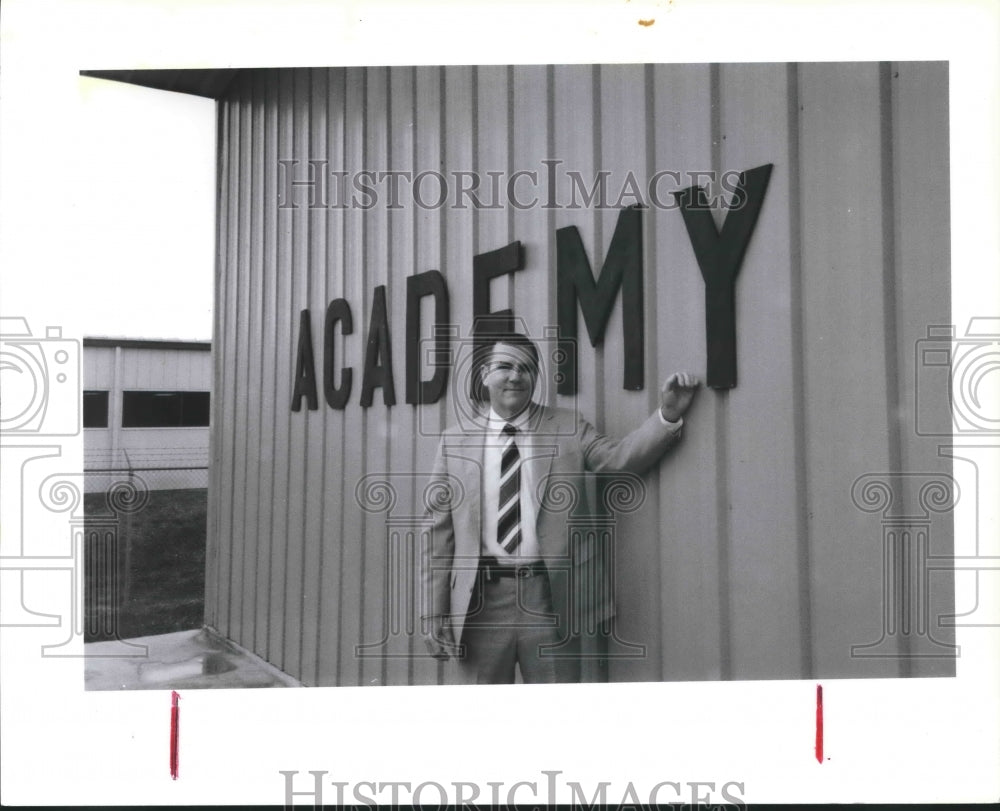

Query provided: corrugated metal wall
[84,344,211,391]
[207,63,953,686]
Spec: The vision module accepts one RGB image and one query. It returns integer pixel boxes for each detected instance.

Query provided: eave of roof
[80,68,242,99]
[84,337,211,351]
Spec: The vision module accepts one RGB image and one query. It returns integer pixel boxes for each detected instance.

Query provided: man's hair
[479,332,540,373]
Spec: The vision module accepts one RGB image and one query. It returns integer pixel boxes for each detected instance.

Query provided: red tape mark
[815,684,824,764]
[170,691,180,779]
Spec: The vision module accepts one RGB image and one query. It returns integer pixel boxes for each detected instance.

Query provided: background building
[83,337,211,493]
[87,62,955,687]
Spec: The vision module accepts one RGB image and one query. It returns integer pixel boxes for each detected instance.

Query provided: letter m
[556,205,643,395]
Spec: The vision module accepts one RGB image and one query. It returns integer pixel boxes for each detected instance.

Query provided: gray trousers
[455,571,585,684]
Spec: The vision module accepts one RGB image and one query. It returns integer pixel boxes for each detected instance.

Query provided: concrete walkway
[85,627,302,690]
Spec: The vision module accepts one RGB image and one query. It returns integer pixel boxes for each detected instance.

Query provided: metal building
[83,337,211,493]
[86,63,954,686]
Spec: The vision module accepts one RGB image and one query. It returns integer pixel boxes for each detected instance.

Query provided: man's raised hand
[659,372,701,423]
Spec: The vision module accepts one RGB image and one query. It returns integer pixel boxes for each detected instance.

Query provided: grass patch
[84,488,206,642]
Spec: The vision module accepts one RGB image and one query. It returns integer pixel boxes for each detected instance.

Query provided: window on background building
[122,391,211,428]
[83,390,110,428]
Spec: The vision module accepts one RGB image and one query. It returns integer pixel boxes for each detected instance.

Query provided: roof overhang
[80,68,241,99]
[84,337,211,352]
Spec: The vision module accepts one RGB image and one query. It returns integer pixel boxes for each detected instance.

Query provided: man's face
[480,341,537,419]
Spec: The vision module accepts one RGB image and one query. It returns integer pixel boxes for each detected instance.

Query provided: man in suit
[422,332,699,684]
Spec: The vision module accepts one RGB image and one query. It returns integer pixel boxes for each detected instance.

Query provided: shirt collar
[487,405,534,435]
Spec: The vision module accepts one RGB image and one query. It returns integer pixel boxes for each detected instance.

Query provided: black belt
[480,556,547,583]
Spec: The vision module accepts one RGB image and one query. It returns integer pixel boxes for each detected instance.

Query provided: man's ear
[479,363,489,384]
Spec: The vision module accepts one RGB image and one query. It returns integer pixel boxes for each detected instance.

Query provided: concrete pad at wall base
[84,627,302,691]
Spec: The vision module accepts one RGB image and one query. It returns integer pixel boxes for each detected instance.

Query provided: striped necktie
[497,423,522,553]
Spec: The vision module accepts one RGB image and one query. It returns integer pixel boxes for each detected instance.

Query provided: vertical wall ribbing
[787,62,815,680]
[709,62,733,681]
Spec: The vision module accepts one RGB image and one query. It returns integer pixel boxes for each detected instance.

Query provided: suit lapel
[441,427,483,548]
[464,424,485,544]
[526,405,558,528]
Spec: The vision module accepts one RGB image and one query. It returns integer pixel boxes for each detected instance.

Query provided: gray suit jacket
[422,403,682,646]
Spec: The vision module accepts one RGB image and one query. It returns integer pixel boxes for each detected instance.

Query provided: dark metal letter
[324,298,353,409]
[556,205,644,394]
[675,163,773,389]
[360,285,397,407]
[405,270,450,405]
[291,309,319,411]
[470,241,524,401]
